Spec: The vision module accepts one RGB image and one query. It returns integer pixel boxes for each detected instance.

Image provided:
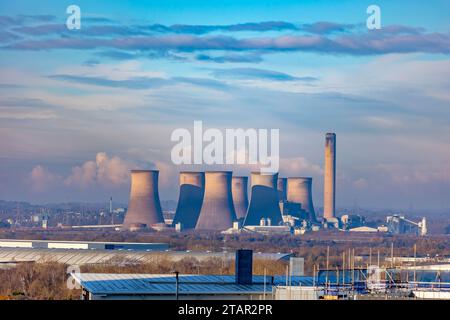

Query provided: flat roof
[72,273,315,295]
[0,239,167,246]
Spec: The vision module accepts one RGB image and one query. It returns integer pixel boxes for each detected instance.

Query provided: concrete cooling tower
[287,177,317,222]
[232,176,249,220]
[195,171,237,230]
[123,170,165,229]
[324,133,336,220]
[172,171,205,229]
[277,178,287,201]
[243,172,283,226]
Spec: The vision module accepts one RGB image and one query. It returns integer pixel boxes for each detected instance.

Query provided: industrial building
[386,215,427,236]
[71,250,309,300]
[72,273,315,300]
[0,247,291,266]
[0,239,168,251]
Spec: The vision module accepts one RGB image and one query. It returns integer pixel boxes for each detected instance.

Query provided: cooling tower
[277,177,287,201]
[287,177,317,222]
[123,170,165,228]
[195,171,237,230]
[243,172,283,226]
[172,171,205,229]
[324,133,336,220]
[232,176,249,220]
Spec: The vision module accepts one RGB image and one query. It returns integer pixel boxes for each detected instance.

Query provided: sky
[0,0,449,210]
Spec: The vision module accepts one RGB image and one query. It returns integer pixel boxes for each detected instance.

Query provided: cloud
[64,152,133,188]
[195,53,263,63]
[0,14,55,26]
[376,163,450,185]
[49,74,172,90]
[210,68,317,82]
[4,31,448,55]
[30,165,61,192]
[302,22,355,34]
[353,178,368,189]
[279,157,323,176]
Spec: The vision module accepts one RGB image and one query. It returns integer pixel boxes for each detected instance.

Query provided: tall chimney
[287,177,317,221]
[324,133,336,220]
[123,170,165,228]
[195,171,237,230]
[243,172,283,226]
[232,176,249,220]
[172,171,205,230]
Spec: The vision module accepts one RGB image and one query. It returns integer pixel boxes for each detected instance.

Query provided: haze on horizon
[0,0,449,210]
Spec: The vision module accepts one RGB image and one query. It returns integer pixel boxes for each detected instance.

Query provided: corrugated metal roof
[0,248,292,265]
[72,273,315,295]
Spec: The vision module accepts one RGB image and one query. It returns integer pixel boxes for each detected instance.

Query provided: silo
[243,172,283,226]
[277,177,287,201]
[195,171,237,230]
[172,171,205,229]
[123,170,165,228]
[232,176,249,220]
[287,177,317,222]
[324,133,336,219]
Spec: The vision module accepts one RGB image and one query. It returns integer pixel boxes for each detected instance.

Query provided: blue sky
[0,0,449,210]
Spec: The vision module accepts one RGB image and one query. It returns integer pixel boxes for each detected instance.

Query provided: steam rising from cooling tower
[196,171,237,230]
[243,172,283,226]
[172,171,205,229]
[232,176,249,220]
[287,177,317,221]
[277,178,287,201]
[123,170,165,228]
[324,133,336,219]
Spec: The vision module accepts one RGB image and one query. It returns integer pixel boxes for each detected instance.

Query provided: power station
[195,171,237,230]
[172,171,205,230]
[122,132,338,232]
[123,170,165,229]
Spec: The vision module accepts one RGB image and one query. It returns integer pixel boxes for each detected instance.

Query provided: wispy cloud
[210,67,317,82]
